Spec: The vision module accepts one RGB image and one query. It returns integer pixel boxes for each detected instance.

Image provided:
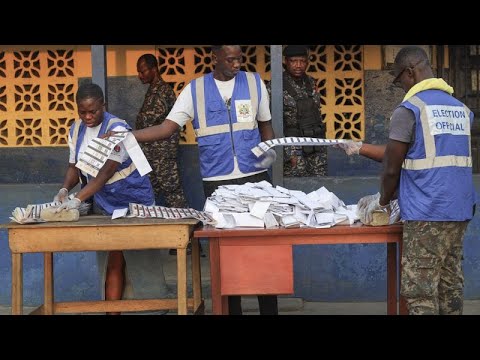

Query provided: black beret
[283,45,309,57]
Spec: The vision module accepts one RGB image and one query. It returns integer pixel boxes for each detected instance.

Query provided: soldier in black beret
[267,45,327,177]
[283,45,309,57]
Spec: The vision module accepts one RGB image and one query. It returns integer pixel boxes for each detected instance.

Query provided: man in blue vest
[53,83,170,314]
[360,46,476,315]
[108,45,278,315]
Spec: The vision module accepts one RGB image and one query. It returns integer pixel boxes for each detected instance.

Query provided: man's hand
[53,188,69,203]
[55,197,81,213]
[254,149,277,169]
[334,141,363,156]
[357,192,390,225]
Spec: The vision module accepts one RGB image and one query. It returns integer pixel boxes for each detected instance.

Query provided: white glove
[357,193,389,225]
[334,141,363,155]
[55,197,81,213]
[254,149,277,169]
[53,188,69,203]
[357,192,379,215]
[389,199,401,224]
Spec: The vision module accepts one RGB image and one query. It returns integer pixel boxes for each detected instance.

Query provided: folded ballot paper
[204,181,360,229]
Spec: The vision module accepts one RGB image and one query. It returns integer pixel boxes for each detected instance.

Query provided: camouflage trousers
[401,220,469,315]
[141,134,188,209]
[284,149,327,177]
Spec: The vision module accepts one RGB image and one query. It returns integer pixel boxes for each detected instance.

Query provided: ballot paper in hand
[251,137,349,157]
[75,132,152,178]
[76,134,127,177]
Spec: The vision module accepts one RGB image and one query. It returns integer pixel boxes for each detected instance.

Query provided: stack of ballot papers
[204,181,359,229]
[10,194,79,224]
[124,203,216,225]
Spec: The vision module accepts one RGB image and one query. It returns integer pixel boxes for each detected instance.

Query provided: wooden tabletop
[1,215,200,230]
[194,223,404,237]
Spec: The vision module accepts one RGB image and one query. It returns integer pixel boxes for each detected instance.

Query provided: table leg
[209,238,227,315]
[177,247,187,315]
[191,238,203,314]
[44,252,54,315]
[11,253,23,315]
[386,242,397,315]
[398,239,408,315]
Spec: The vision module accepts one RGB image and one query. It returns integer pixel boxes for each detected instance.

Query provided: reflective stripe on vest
[194,72,259,137]
[71,119,82,151]
[402,95,472,170]
[72,117,137,184]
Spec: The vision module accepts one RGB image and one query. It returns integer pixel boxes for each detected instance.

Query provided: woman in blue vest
[53,83,169,314]
[360,46,476,315]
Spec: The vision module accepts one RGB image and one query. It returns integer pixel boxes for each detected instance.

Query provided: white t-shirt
[167,75,271,181]
[68,124,129,178]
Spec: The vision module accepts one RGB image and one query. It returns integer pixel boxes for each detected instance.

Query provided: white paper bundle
[251,137,349,157]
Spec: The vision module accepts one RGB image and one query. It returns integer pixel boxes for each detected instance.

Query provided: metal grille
[0,48,77,147]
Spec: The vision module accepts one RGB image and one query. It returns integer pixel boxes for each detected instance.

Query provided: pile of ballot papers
[10,195,90,224]
[204,181,359,229]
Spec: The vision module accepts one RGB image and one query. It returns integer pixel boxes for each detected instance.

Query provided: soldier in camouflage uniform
[266,45,327,177]
[136,54,188,210]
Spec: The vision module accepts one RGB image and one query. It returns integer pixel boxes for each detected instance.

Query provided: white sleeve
[166,83,194,128]
[256,79,272,122]
[107,125,130,163]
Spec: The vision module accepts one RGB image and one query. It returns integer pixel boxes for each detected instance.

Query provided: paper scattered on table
[76,133,127,177]
[125,203,215,225]
[251,137,350,157]
[203,181,360,229]
[75,132,152,178]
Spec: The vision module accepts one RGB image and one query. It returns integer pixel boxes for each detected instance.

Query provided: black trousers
[203,171,279,315]
[228,294,278,315]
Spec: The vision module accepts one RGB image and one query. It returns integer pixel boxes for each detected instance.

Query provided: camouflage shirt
[266,71,327,176]
[136,78,176,129]
[266,71,325,156]
[282,71,323,132]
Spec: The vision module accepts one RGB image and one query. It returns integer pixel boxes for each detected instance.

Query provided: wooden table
[194,223,407,315]
[1,216,203,315]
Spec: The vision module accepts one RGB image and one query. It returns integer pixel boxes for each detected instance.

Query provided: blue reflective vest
[70,112,154,215]
[399,90,475,221]
[191,71,263,178]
